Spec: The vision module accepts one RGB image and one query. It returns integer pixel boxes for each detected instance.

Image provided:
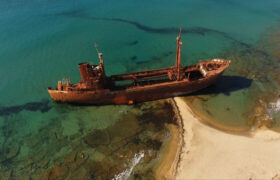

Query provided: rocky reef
[0,100,178,179]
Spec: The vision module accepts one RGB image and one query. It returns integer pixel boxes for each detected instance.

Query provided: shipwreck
[47,28,230,105]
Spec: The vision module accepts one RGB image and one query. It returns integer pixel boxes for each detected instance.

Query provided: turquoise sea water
[1,0,280,178]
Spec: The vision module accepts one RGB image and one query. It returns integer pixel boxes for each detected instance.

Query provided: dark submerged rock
[84,130,110,148]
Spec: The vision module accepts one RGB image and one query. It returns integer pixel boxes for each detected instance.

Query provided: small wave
[112,151,145,180]
[268,99,280,115]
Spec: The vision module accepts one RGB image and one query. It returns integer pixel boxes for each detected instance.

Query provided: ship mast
[95,43,106,78]
[95,43,103,65]
[175,27,183,81]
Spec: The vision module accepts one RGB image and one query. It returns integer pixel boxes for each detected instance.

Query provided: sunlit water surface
[1,0,280,178]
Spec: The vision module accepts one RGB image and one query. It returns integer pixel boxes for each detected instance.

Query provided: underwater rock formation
[0,100,178,179]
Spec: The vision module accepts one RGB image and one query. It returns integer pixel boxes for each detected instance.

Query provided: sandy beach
[174,97,280,179]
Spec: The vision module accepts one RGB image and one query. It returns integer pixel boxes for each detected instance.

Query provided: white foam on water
[268,99,280,116]
[112,151,145,180]
[272,99,280,112]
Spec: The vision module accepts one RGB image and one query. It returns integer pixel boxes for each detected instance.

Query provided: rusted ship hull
[48,69,224,105]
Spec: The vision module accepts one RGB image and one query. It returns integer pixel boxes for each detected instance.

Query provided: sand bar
[174,97,280,179]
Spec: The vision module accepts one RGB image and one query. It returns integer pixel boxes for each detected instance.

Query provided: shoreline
[154,99,184,180]
[173,97,280,179]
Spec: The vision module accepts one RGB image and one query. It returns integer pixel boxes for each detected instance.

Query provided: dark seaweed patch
[137,101,177,129]
[49,9,273,57]
[135,51,174,66]
[163,51,174,57]
[51,10,246,44]
[133,174,142,180]
[49,10,275,60]
[127,40,139,46]
[130,56,137,61]
[0,100,51,116]
[136,60,150,65]
[84,130,111,148]
[2,126,13,138]
[97,17,219,36]
[50,9,84,17]
[145,139,162,151]
[88,16,221,36]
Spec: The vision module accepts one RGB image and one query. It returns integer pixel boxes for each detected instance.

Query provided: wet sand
[155,124,181,180]
[155,99,184,180]
[174,97,280,179]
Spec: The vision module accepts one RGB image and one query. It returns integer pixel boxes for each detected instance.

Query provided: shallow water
[1,0,280,178]
[185,22,280,131]
[0,100,177,178]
